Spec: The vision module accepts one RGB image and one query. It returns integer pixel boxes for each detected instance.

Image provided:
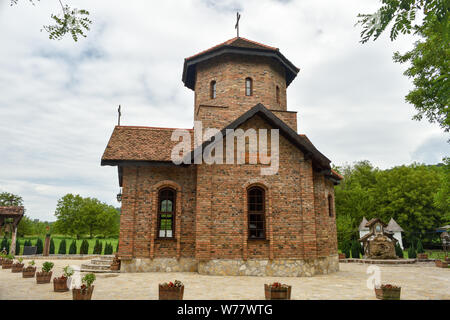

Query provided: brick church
[102,37,342,276]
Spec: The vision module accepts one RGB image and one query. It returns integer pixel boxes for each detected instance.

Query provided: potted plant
[110,253,121,271]
[53,266,73,292]
[374,284,401,300]
[435,259,449,268]
[264,282,291,300]
[1,254,14,269]
[159,280,184,300]
[36,261,54,284]
[11,257,24,273]
[72,273,96,300]
[22,260,37,278]
[338,253,346,259]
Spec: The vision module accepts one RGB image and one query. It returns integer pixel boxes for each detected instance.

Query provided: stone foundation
[121,255,339,277]
[121,257,198,273]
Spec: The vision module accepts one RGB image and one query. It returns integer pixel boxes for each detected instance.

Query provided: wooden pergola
[0,206,24,255]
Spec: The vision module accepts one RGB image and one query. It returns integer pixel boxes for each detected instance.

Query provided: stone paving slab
[0,260,448,300]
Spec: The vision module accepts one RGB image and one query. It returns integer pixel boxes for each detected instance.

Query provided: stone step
[80,269,120,274]
[99,255,115,261]
[90,259,112,266]
[80,263,112,270]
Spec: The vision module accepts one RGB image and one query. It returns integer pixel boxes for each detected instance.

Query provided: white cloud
[0,0,447,221]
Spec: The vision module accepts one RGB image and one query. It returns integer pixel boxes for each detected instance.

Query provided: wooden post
[43,235,51,256]
[10,226,17,255]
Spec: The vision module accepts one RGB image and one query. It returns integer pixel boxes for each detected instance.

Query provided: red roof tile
[0,207,24,216]
[185,37,278,61]
[101,126,193,162]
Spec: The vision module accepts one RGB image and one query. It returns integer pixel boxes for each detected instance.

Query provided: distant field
[13,235,119,255]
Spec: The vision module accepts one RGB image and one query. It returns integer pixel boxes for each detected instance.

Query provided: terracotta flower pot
[374,286,401,300]
[339,253,346,259]
[2,259,13,269]
[53,277,69,292]
[36,271,52,284]
[264,284,291,300]
[417,253,428,260]
[22,266,36,278]
[72,285,94,300]
[159,285,184,300]
[0,258,3,266]
[435,260,448,268]
[11,263,24,273]
[110,263,120,271]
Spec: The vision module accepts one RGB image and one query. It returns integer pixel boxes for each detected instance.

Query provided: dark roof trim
[101,160,184,167]
[183,103,331,170]
[182,47,300,90]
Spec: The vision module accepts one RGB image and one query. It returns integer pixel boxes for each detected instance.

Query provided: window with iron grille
[210,80,216,99]
[245,77,253,96]
[248,186,265,239]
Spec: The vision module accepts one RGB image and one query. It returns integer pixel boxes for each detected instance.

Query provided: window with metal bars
[247,186,265,239]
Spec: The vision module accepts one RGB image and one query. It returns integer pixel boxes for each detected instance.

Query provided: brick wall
[194,54,288,130]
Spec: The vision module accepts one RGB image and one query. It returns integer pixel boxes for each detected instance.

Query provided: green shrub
[69,240,77,254]
[42,261,54,273]
[351,240,360,259]
[116,242,119,253]
[395,242,404,258]
[104,242,113,255]
[416,239,425,254]
[80,239,89,254]
[35,238,43,254]
[341,241,351,258]
[49,238,55,254]
[15,239,20,255]
[58,239,67,254]
[407,245,416,259]
[1,236,9,253]
[82,273,96,287]
[93,239,103,254]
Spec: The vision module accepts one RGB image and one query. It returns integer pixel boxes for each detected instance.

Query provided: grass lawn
[14,235,119,255]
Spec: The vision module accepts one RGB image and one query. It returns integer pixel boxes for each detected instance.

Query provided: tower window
[245,77,253,96]
[276,86,280,104]
[210,81,216,99]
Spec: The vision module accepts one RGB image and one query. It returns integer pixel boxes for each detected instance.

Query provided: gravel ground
[0,259,448,300]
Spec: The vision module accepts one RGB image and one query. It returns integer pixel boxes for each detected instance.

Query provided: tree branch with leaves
[10,0,92,42]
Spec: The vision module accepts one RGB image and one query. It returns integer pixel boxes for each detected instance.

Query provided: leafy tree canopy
[10,0,91,42]
[357,0,449,133]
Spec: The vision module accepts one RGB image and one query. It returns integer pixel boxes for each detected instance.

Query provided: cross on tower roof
[235,12,241,37]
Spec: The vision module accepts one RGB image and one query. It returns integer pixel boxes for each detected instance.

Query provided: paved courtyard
[0,260,448,300]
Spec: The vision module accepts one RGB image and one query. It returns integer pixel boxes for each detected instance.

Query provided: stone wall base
[121,255,339,277]
[121,257,198,273]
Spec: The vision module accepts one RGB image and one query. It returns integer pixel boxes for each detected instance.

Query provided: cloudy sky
[0,0,448,221]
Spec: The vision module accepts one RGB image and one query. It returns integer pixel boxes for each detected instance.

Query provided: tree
[434,157,450,223]
[15,239,20,255]
[54,194,120,238]
[0,192,23,206]
[10,0,92,42]
[395,242,404,258]
[408,244,417,258]
[416,239,425,253]
[80,239,89,254]
[35,238,43,254]
[357,1,449,133]
[58,239,66,254]
[336,214,356,249]
[351,240,361,259]
[49,238,55,254]
[69,240,77,254]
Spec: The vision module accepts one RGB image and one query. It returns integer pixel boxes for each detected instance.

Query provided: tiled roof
[331,169,343,180]
[101,126,193,163]
[185,37,278,61]
[0,206,24,216]
[365,218,387,228]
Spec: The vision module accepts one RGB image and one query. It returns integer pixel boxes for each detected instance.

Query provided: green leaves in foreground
[43,4,92,42]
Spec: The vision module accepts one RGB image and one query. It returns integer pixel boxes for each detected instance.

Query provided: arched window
[328,195,333,217]
[245,77,253,96]
[247,186,265,239]
[276,86,280,104]
[158,188,175,238]
[210,81,216,99]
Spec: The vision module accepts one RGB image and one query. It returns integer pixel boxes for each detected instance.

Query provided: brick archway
[150,180,183,259]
